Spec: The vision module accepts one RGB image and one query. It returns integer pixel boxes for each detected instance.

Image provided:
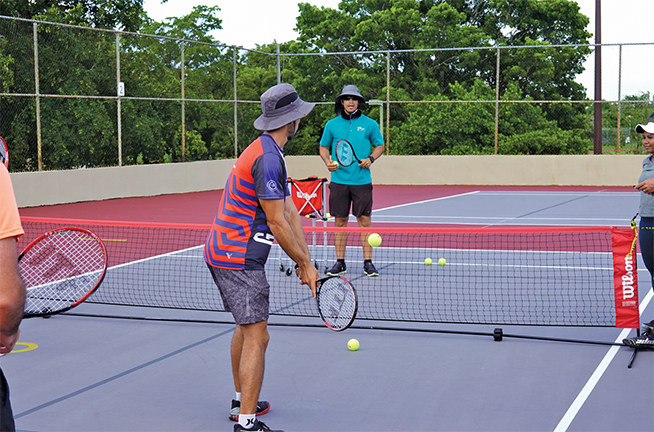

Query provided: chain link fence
[1,15,653,172]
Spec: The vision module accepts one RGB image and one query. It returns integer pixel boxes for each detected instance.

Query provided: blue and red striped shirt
[204,134,289,270]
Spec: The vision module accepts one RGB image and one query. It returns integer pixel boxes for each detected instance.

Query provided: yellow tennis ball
[347,338,359,351]
[424,258,432,266]
[326,212,331,219]
[438,258,446,266]
[368,233,382,247]
[305,214,310,218]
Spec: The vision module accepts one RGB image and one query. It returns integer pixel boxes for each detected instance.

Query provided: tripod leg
[627,348,639,369]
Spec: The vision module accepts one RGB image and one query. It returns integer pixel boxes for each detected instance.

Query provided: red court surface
[8,184,653,432]
[18,184,636,224]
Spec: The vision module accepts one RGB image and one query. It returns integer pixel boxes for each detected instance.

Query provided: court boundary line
[553,287,654,432]
[373,190,480,213]
[371,190,637,227]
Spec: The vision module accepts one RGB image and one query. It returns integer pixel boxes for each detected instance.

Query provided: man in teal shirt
[319,85,385,276]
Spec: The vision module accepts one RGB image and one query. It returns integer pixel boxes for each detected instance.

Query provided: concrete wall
[11,155,645,208]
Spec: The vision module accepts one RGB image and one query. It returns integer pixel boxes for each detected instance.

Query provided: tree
[0,0,145,31]
[292,0,592,155]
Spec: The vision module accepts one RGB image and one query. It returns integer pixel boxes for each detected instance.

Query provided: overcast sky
[143,0,654,100]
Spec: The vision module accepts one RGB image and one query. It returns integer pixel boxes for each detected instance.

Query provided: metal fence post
[495,46,500,155]
[277,42,281,84]
[234,47,238,158]
[33,23,42,171]
[181,42,186,162]
[386,51,390,154]
[116,32,122,166]
[616,44,622,155]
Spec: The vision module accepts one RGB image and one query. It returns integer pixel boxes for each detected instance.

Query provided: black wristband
[369,155,375,163]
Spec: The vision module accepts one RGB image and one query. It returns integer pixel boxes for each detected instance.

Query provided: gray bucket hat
[254,83,315,131]
[335,84,365,114]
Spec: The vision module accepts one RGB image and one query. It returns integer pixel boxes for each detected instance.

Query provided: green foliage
[289,0,592,156]
[0,0,146,31]
[0,0,603,172]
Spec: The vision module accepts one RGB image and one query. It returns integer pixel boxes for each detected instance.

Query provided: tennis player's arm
[363,126,385,167]
[283,198,311,260]
[370,143,384,161]
[260,198,318,295]
[360,144,384,169]
[0,237,25,353]
[319,145,338,171]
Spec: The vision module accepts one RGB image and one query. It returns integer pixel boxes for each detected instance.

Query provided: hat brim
[636,122,654,134]
[254,99,316,131]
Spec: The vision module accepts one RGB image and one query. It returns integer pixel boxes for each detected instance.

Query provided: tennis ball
[305,214,310,218]
[326,212,331,219]
[368,233,382,247]
[438,258,446,266]
[424,257,432,266]
[347,338,359,351]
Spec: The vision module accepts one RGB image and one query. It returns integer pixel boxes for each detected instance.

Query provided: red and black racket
[19,227,107,318]
[316,276,358,331]
[0,136,7,168]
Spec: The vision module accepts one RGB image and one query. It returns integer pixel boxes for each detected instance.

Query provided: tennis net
[18,217,637,327]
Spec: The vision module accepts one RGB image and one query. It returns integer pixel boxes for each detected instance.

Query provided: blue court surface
[4,187,654,432]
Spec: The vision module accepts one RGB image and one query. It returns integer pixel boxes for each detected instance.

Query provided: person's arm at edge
[319,145,332,166]
[260,198,318,297]
[360,143,385,169]
[359,120,385,169]
[0,237,25,354]
[283,198,311,261]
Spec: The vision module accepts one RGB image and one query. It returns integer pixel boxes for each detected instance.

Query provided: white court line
[553,287,654,432]
[471,191,638,197]
[372,215,629,221]
[373,190,480,213]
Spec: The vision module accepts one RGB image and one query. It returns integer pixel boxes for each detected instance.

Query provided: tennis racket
[335,139,361,167]
[316,276,358,331]
[0,136,7,168]
[19,227,108,318]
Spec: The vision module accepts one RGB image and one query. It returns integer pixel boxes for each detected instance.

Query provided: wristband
[369,156,375,163]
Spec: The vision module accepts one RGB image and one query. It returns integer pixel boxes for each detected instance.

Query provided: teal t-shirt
[319,114,384,185]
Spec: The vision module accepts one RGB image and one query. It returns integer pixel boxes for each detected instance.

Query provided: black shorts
[0,368,15,432]
[328,182,373,218]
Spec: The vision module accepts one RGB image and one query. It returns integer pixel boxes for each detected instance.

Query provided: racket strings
[21,230,106,315]
[318,278,357,329]
[336,141,354,166]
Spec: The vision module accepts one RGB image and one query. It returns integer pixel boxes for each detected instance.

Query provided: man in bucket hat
[319,84,385,277]
[205,83,318,432]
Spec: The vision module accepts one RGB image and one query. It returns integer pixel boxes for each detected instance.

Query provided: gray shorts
[206,264,270,325]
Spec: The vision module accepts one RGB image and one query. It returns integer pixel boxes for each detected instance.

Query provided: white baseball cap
[636,112,654,133]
